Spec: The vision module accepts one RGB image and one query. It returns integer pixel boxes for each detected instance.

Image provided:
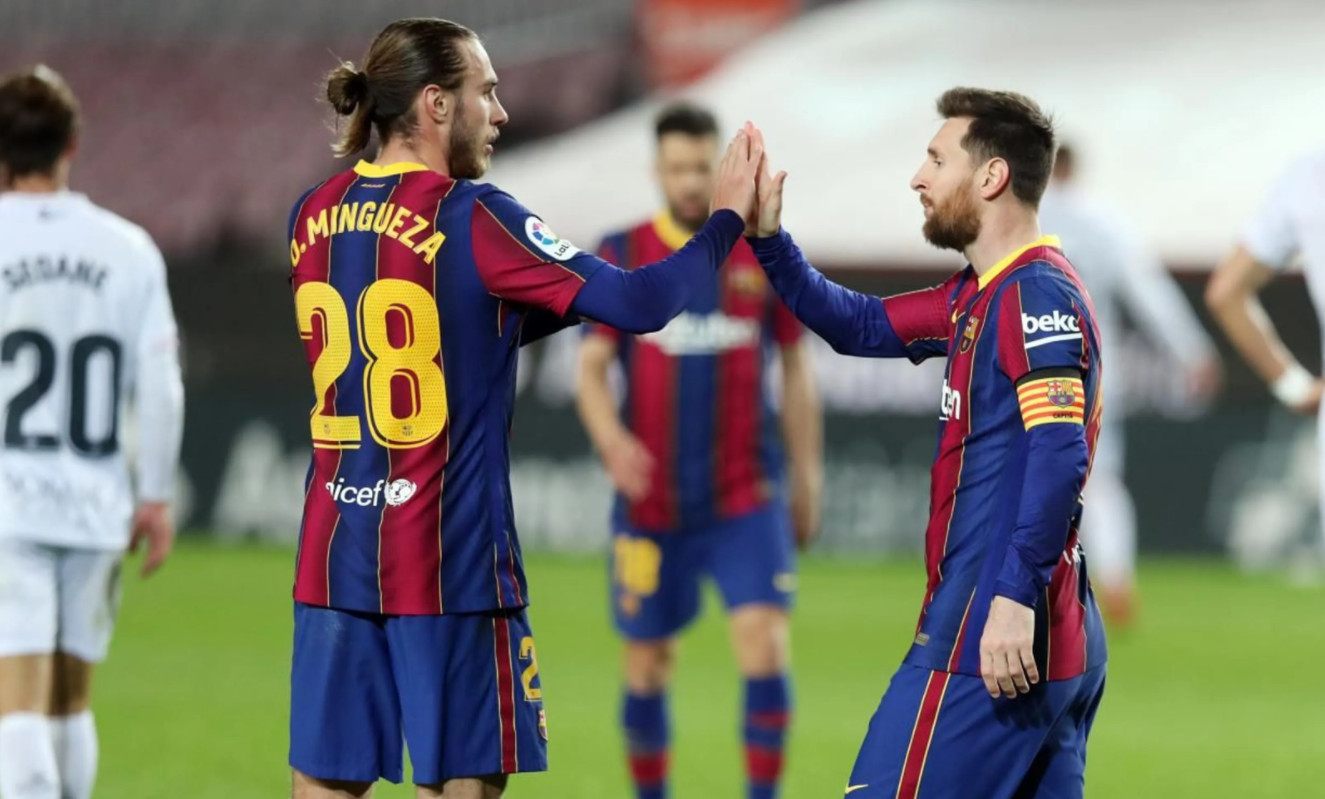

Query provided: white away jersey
[1242,148,1325,344]
[0,191,183,549]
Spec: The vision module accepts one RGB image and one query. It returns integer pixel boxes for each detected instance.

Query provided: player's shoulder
[1003,258,1090,311]
[69,197,164,268]
[1267,147,1325,201]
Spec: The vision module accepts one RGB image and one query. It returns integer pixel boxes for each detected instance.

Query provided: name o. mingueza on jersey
[3,255,109,293]
[291,201,447,268]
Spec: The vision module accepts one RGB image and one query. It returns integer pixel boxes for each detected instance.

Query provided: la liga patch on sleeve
[524,217,581,261]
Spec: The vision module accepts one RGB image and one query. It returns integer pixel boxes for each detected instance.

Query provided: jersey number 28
[296,279,446,450]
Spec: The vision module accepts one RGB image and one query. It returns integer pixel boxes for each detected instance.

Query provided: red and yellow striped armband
[1017,376,1086,430]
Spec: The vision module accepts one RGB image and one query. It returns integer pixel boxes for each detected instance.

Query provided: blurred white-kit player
[0,66,184,799]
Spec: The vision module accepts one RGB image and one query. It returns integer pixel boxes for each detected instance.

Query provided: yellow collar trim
[652,212,694,251]
[977,235,1061,289]
[353,160,430,178]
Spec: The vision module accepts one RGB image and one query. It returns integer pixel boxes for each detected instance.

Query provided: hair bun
[326,62,370,116]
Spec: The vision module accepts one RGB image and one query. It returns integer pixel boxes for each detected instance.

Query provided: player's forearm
[995,422,1089,607]
[748,230,909,358]
[780,347,823,495]
[576,358,629,455]
[135,358,185,503]
[1207,291,1299,383]
[571,210,744,333]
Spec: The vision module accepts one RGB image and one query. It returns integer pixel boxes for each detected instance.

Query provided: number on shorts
[519,636,542,702]
[613,535,662,597]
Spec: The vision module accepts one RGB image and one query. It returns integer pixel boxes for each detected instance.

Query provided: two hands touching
[709,122,788,240]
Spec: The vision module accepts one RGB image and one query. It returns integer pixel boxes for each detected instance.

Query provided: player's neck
[5,170,66,194]
[965,210,1042,278]
[375,139,450,177]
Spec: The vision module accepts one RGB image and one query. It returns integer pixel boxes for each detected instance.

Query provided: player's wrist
[1270,364,1314,407]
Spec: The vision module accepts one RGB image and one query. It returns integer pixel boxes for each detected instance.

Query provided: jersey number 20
[296,279,446,450]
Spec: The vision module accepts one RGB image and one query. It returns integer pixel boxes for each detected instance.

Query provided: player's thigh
[289,603,404,785]
[609,522,704,641]
[848,666,1074,799]
[291,770,374,798]
[0,539,59,713]
[1013,666,1107,799]
[55,547,124,664]
[386,610,547,787]
[707,504,797,618]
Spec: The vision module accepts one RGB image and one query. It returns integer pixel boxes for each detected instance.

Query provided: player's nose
[492,99,510,128]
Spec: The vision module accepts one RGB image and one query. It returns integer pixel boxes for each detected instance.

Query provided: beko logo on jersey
[325,477,418,507]
[642,312,760,355]
[1021,310,1079,335]
[940,379,962,422]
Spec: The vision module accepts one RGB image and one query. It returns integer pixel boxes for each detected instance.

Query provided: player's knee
[623,639,675,693]
[292,770,374,798]
[0,654,55,715]
[424,774,506,799]
[48,652,94,716]
[730,605,790,676]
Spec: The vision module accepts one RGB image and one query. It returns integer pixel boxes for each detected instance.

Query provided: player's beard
[448,105,489,180]
[922,180,982,252]
[668,199,709,232]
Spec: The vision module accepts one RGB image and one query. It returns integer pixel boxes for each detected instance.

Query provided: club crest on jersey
[384,479,417,507]
[959,315,979,353]
[524,217,581,261]
[1045,380,1076,407]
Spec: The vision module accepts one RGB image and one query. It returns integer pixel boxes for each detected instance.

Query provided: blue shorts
[289,603,548,785]
[846,663,1106,799]
[609,503,796,640]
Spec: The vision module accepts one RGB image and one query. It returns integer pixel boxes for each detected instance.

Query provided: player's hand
[979,595,1039,699]
[1186,357,1224,404]
[599,430,655,502]
[747,124,787,238]
[129,501,175,578]
[1291,379,1325,415]
[790,473,822,550]
[710,123,762,227]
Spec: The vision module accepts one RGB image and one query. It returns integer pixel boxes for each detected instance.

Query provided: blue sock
[744,674,791,799]
[623,691,669,799]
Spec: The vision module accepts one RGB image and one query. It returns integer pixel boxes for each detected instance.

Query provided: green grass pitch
[93,542,1325,797]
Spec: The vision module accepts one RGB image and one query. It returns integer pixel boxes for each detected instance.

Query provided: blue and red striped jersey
[887,237,1108,680]
[589,214,801,531]
[287,160,604,615]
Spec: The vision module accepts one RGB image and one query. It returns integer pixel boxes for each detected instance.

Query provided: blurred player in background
[286,19,760,799]
[746,88,1107,798]
[576,103,822,799]
[1040,143,1222,625]
[1206,147,1325,550]
[0,67,184,799]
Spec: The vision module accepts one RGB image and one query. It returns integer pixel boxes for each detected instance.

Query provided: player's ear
[422,85,450,126]
[979,157,1012,201]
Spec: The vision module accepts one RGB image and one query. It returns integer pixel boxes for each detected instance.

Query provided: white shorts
[0,540,123,662]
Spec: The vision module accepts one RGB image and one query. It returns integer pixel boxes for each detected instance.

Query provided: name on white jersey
[640,312,760,356]
[3,256,108,293]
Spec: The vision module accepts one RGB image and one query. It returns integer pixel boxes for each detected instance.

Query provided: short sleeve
[996,275,1089,383]
[879,271,964,363]
[1242,166,1302,270]
[471,189,606,316]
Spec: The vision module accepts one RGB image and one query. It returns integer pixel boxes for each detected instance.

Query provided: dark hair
[936,87,1055,206]
[654,102,719,141]
[326,18,477,158]
[0,65,79,181]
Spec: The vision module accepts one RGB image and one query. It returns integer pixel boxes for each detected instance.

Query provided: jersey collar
[976,234,1061,289]
[652,211,694,251]
[353,160,430,178]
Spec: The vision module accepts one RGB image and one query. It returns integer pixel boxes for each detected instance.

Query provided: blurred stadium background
[4,0,1325,796]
